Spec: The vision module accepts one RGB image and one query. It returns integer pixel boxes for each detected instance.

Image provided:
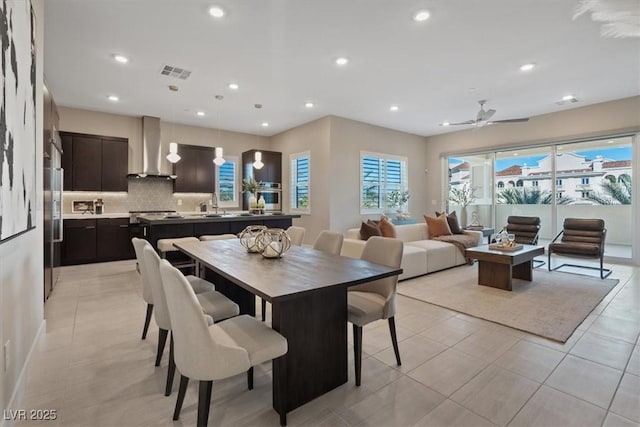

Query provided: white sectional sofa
[341,223,483,281]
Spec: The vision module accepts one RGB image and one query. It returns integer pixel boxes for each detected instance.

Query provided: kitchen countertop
[64,212,130,219]
[137,213,300,225]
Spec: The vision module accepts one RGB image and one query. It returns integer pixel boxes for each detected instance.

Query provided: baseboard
[2,319,46,427]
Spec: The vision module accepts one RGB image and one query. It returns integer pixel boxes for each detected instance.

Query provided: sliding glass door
[445,133,635,262]
[494,146,554,242]
[555,137,633,259]
[447,153,493,229]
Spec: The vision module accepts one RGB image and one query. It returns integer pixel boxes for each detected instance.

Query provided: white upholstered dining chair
[159,259,288,427]
[348,236,403,386]
[286,226,306,246]
[313,230,344,255]
[142,245,239,396]
[132,237,216,340]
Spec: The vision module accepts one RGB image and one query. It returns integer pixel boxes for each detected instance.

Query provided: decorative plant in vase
[242,177,262,209]
[448,182,477,228]
[387,190,410,219]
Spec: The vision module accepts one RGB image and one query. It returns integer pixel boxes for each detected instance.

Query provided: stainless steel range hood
[128,116,175,179]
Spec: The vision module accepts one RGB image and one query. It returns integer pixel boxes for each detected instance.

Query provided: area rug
[398,265,619,342]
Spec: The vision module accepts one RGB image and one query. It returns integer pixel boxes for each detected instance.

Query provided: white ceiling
[44,0,640,137]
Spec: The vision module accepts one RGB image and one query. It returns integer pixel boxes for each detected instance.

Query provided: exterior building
[495,152,631,203]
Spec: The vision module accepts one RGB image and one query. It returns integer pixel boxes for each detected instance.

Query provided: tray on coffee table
[488,243,523,252]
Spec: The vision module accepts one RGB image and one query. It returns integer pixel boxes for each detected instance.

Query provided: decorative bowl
[256,228,292,258]
[239,225,267,253]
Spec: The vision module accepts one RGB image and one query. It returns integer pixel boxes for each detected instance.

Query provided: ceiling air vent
[160,65,192,80]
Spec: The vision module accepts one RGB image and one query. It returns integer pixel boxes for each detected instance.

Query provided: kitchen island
[137,213,301,248]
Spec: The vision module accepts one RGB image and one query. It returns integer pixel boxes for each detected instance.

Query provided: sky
[449,146,632,172]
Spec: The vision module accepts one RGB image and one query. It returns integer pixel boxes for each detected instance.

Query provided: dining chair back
[159,260,288,426]
[132,237,155,340]
[159,260,250,381]
[348,236,403,386]
[313,230,344,255]
[286,226,306,246]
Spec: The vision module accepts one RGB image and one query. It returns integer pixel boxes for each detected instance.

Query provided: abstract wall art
[1,0,36,242]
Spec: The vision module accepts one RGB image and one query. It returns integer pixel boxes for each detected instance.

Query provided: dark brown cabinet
[97,218,131,261]
[72,136,102,191]
[61,132,128,192]
[62,218,133,265]
[101,141,129,191]
[173,144,216,193]
[242,149,282,184]
[62,219,97,265]
[61,133,73,191]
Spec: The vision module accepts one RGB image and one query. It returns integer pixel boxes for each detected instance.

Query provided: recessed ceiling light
[196,111,205,117]
[107,95,119,102]
[261,122,269,127]
[513,153,519,156]
[228,83,239,90]
[413,10,431,22]
[208,6,225,17]
[440,122,450,127]
[520,63,536,72]
[335,57,349,66]
[113,54,128,64]
[608,140,614,144]
[562,94,575,101]
[390,105,399,112]
[305,102,314,108]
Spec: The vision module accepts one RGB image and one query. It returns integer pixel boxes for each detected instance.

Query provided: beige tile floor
[13,260,640,427]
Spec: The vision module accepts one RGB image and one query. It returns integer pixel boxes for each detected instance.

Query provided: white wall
[270,117,331,244]
[328,116,430,233]
[1,0,45,412]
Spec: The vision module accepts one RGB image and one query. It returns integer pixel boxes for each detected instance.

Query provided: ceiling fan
[448,100,529,126]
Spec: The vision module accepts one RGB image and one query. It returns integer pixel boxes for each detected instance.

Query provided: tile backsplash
[63,178,218,213]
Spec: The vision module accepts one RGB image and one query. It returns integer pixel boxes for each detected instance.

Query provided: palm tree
[497,187,573,204]
[587,175,631,205]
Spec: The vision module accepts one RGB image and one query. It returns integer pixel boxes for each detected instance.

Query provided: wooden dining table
[174,239,402,422]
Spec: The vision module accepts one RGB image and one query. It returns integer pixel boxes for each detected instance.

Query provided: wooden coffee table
[465,244,545,291]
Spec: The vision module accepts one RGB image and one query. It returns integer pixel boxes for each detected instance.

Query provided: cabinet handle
[119,224,129,228]
[85,226,96,229]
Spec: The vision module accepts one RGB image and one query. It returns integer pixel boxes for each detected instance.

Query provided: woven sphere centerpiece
[239,225,267,253]
[256,228,292,258]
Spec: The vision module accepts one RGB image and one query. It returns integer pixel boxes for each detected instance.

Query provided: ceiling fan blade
[477,109,496,122]
[448,120,476,126]
[491,117,529,123]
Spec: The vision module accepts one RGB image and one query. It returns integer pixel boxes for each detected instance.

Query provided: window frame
[290,151,311,214]
[359,151,409,214]
[215,155,239,208]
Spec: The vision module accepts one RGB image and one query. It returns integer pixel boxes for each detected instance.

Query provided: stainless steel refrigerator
[43,128,63,301]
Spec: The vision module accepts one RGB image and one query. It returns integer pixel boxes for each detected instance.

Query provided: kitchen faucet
[211,192,219,215]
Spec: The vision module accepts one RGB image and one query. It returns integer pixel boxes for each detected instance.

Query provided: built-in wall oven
[257,182,281,211]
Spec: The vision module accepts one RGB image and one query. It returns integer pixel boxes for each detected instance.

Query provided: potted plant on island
[387,190,410,219]
[448,182,477,228]
[242,177,262,211]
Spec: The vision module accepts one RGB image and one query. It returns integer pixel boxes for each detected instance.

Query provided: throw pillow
[424,214,453,238]
[378,216,397,238]
[436,210,463,234]
[360,220,382,241]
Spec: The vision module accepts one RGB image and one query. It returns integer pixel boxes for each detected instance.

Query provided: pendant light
[166,85,181,163]
[167,142,181,163]
[253,151,264,169]
[213,146,225,166]
[213,95,226,166]
[253,103,264,169]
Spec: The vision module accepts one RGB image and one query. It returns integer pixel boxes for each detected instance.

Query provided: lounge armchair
[548,218,611,279]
